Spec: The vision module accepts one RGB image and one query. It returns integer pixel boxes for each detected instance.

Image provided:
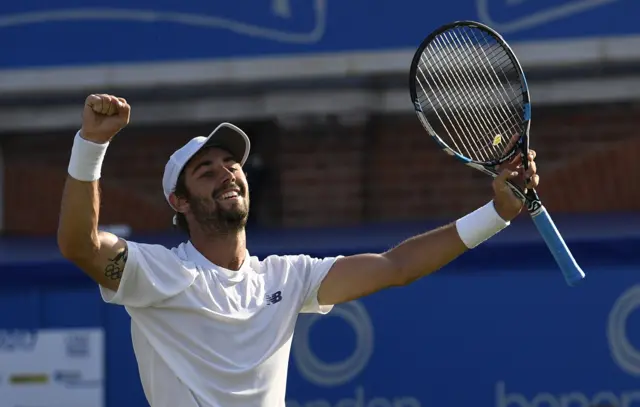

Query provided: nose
[218,164,236,185]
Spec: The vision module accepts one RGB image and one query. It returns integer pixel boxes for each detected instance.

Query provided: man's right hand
[81,94,131,144]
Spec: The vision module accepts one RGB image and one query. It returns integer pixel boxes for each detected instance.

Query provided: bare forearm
[57,177,101,258]
[58,162,126,290]
[383,201,509,284]
[383,223,467,284]
[319,201,510,304]
[319,201,516,304]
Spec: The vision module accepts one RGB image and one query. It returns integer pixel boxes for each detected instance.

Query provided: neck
[190,228,247,270]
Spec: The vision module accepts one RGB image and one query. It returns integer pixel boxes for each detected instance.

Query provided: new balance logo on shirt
[265,291,282,305]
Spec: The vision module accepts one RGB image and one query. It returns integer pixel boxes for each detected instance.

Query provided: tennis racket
[408,20,585,286]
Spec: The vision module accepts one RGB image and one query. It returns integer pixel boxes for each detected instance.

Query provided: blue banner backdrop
[0,0,638,69]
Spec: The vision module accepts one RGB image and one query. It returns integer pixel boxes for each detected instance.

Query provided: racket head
[409,20,531,168]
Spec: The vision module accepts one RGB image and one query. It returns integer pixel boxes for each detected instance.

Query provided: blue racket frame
[409,20,585,286]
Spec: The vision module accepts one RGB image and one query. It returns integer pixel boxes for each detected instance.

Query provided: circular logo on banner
[608,284,640,376]
[292,300,374,387]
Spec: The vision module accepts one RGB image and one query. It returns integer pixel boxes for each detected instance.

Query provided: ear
[169,193,189,214]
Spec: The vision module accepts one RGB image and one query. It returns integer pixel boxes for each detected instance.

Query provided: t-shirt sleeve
[99,241,198,308]
[285,254,343,315]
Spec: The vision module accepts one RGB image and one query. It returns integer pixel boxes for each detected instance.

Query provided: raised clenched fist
[81,94,131,144]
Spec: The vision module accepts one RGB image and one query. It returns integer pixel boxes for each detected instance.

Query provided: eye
[201,171,215,178]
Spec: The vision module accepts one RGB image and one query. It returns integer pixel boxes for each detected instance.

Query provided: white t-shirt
[99,240,340,407]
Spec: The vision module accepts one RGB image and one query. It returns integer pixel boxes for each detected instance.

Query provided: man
[58,94,539,407]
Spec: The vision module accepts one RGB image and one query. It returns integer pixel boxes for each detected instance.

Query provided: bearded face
[174,147,250,235]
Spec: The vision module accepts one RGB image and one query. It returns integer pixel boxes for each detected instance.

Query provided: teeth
[220,191,239,200]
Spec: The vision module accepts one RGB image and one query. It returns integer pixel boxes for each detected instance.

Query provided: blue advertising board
[1,260,639,407]
[1,215,639,407]
[287,267,640,407]
[0,0,638,69]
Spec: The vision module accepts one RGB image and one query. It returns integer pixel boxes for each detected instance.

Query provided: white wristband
[68,131,109,182]
[455,201,510,248]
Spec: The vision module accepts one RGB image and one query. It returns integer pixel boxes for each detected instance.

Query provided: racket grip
[530,205,586,286]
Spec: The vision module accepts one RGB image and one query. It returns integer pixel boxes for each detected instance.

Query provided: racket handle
[530,205,586,286]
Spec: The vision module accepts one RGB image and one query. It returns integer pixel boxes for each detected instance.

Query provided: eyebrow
[190,155,238,176]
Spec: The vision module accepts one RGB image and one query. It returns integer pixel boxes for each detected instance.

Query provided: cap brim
[202,122,251,166]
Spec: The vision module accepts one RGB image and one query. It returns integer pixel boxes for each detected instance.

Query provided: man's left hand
[492,149,539,221]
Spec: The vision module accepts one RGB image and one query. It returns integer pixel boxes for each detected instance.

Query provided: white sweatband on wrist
[68,131,109,182]
[455,201,510,249]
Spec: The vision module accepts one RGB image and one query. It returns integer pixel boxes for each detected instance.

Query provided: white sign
[0,328,104,407]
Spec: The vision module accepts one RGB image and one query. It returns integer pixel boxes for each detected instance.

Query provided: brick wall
[277,119,367,227]
[3,103,640,235]
[4,127,183,235]
[277,103,640,226]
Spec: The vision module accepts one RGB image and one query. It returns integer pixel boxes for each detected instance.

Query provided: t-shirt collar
[185,241,250,280]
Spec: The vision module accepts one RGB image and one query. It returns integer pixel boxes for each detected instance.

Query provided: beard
[189,189,249,235]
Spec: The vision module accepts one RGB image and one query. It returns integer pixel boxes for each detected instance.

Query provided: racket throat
[526,190,542,215]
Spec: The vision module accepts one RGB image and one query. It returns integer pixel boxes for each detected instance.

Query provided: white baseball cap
[162,122,251,211]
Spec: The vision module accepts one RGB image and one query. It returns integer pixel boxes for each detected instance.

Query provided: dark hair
[173,170,191,237]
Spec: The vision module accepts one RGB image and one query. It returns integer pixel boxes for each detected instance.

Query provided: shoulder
[101,240,198,307]
[255,254,335,277]
[126,240,196,269]
[127,240,184,255]
[256,254,311,271]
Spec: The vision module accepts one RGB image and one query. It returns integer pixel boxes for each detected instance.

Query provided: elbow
[386,257,415,287]
[394,269,419,287]
[57,236,80,262]
[57,231,97,263]
[384,254,426,287]
[56,228,74,260]
[384,251,443,287]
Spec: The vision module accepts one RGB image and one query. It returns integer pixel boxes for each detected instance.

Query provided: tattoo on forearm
[104,248,128,280]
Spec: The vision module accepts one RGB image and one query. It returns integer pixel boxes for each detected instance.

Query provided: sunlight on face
[183,147,250,234]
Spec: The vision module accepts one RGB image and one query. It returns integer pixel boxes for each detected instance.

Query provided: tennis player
[58,94,539,407]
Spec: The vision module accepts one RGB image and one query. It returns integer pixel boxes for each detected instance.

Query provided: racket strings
[451,30,523,131]
[450,27,524,144]
[417,48,512,162]
[414,25,525,163]
[416,55,484,159]
[417,38,493,157]
[429,33,513,160]
[417,52,508,163]
[464,28,523,118]
[441,31,519,156]
[424,38,497,158]
[430,30,520,158]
